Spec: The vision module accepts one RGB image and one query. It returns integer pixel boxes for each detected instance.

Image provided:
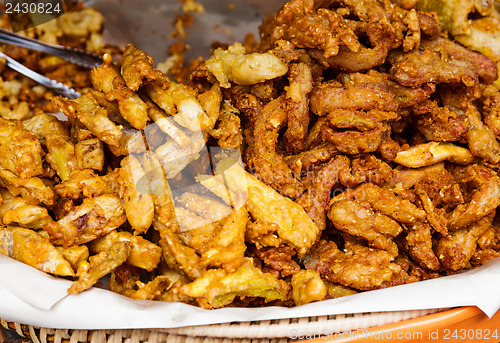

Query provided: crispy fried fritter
[0,225,74,276]
[4,0,500,311]
[303,240,401,290]
[121,44,163,91]
[44,194,126,246]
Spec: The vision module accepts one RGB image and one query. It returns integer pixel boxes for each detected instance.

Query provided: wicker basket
[1,308,444,343]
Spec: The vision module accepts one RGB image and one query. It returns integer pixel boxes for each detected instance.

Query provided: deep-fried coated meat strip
[121,44,163,91]
[309,19,396,72]
[339,154,394,187]
[465,101,500,164]
[421,37,498,84]
[448,164,500,230]
[389,47,479,90]
[285,141,338,176]
[322,122,390,155]
[245,96,303,198]
[438,212,495,271]
[283,62,313,153]
[406,222,440,270]
[333,183,426,224]
[303,240,401,290]
[296,155,349,230]
[344,71,434,108]
[328,200,402,256]
[310,82,399,114]
[482,85,500,137]
[413,100,468,142]
[259,0,360,57]
[254,245,300,277]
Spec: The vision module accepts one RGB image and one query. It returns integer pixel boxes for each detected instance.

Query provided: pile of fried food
[1,0,500,310]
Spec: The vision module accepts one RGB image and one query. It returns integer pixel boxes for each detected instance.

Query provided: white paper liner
[1,254,500,329]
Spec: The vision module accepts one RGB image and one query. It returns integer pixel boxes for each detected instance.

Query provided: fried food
[180,258,289,309]
[121,44,163,91]
[53,92,123,147]
[0,118,44,178]
[3,0,500,311]
[205,42,288,88]
[0,225,74,276]
[91,54,149,130]
[291,270,327,305]
[118,156,155,235]
[44,194,126,246]
[89,231,161,272]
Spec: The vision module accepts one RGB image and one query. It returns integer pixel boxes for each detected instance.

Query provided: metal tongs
[0,27,103,99]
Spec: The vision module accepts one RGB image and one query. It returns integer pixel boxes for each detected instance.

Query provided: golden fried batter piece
[447,164,500,230]
[254,245,300,277]
[146,80,216,133]
[90,231,161,272]
[0,118,44,178]
[199,206,248,272]
[438,212,495,271]
[54,169,116,199]
[303,240,401,290]
[0,189,52,229]
[245,96,303,198]
[2,204,52,230]
[69,241,131,294]
[283,62,313,153]
[145,98,191,148]
[0,225,74,276]
[0,169,55,206]
[329,200,403,256]
[108,264,141,297]
[389,47,480,91]
[45,134,79,181]
[206,42,288,88]
[44,194,126,246]
[211,162,320,256]
[57,245,89,272]
[75,138,105,171]
[127,275,174,301]
[325,282,357,299]
[180,258,289,309]
[153,84,221,179]
[176,192,232,223]
[119,155,155,235]
[154,219,203,280]
[333,183,426,224]
[291,269,327,306]
[22,112,69,145]
[92,55,149,130]
[394,142,475,168]
[23,112,78,182]
[296,155,348,231]
[121,44,163,91]
[53,93,123,147]
[209,102,243,149]
[245,221,281,248]
[406,222,440,270]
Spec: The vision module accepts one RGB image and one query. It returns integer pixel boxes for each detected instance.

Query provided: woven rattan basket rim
[1,308,446,342]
